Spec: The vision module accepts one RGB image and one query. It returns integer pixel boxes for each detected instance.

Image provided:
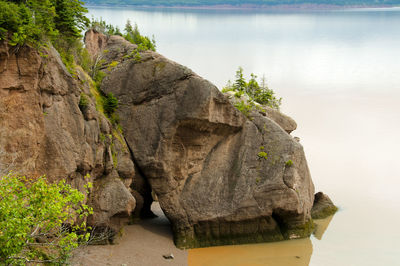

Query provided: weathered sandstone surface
[0,41,138,237]
[86,30,319,248]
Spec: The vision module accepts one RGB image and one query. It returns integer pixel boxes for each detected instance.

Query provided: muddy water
[188,238,313,266]
[188,217,334,266]
[88,6,400,265]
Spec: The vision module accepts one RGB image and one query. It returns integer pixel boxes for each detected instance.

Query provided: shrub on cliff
[104,92,119,116]
[89,17,123,36]
[223,67,282,110]
[88,18,156,51]
[124,20,156,51]
[0,173,92,265]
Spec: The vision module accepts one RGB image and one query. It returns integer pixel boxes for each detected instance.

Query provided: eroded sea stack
[0,31,335,249]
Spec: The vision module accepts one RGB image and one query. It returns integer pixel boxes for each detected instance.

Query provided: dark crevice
[123,135,145,182]
[123,135,156,219]
[271,211,286,238]
[15,49,22,77]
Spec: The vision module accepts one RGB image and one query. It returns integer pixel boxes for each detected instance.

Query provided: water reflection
[188,238,313,266]
[188,215,336,266]
[313,215,335,240]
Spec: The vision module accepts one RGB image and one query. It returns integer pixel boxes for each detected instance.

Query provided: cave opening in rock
[127,160,176,244]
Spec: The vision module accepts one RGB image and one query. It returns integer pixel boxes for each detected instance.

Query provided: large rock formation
[86,30,316,248]
[0,29,333,249]
[0,41,136,237]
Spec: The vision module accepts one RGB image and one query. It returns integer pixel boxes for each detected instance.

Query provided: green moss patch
[312,205,338,220]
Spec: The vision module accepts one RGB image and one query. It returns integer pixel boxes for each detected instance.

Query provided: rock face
[84,30,156,218]
[0,41,136,234]
[88,31,316,248]
[0,30,328,249]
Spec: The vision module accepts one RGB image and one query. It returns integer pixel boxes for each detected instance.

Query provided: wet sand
[71,203,188,266]
[71,205,335,266]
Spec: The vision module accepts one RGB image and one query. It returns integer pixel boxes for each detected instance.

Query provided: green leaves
[88,18,156,51]
[0,173,92,264]
[234,66,246,92]
[54,0,89,40]
[257,151,268,160]
[79,93,90,111]
[89,17,123,36]
[0,0,89,47]
[124,20,156,51]
[234,100,254,117]
[103,92,119,116]
[223,67,282,110]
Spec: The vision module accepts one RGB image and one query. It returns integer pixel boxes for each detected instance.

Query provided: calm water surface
[88,6,400,265]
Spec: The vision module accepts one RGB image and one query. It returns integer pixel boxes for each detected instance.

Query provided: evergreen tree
[0,0,56,45]
[54,0,89,40]
[246,73,259,97]
[124,20,156,51]
[223,67,282,110]
[234,66,246,92]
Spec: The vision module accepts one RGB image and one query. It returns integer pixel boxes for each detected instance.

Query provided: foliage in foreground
[0,173,92,265]
[223,66,282,110]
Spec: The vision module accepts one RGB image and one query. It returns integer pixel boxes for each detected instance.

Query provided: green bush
[93,70,106,88]
[88,17,122,36]
[223,67,282,110]
[103,93,118,116]
[0,1,44,46]
[234,100,253,117]
[0,173,92,265]
[0,0,88,47]
[88,18,156,51]
[257,151,268,160]
[79,93,90,111]
[124,20,156,51]
[285,160,293,167]
[76,46,93,73]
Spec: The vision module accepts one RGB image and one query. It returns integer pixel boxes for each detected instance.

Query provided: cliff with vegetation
[0,0,337,263]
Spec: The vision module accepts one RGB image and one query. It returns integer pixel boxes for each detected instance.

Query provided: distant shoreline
[85,4,399,11]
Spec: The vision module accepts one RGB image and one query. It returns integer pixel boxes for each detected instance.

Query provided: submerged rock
[88,32,316,248]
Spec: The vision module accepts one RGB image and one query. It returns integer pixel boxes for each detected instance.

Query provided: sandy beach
[71,203,188,266]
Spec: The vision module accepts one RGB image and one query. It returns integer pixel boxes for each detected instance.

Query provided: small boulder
[311,192,338,219]
[90,172,136,227]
